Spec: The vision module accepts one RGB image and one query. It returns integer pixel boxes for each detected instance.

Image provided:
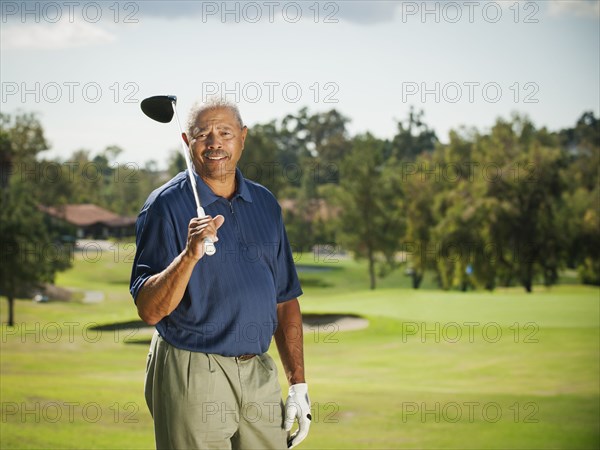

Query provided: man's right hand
[185,215,225,260]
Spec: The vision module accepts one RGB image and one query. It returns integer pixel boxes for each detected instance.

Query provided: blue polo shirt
[130,169,302,356]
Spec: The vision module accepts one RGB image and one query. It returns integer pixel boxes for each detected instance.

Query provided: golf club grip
[197,207,216,256]
[203,238,216,256]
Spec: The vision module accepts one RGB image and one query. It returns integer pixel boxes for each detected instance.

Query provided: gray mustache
[203,151,229,158]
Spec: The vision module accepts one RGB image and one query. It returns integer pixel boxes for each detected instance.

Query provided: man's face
[188,107,247,180]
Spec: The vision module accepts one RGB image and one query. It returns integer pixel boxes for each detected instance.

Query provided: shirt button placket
[229,199,246,247]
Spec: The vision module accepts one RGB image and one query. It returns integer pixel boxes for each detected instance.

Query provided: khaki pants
[145,331,288,450]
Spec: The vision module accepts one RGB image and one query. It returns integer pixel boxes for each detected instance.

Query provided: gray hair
[186,97,245,138]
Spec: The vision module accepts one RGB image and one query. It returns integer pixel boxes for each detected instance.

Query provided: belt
[235,354,256,361]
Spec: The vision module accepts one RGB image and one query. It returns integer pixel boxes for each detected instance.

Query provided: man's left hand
[284,383,311,448]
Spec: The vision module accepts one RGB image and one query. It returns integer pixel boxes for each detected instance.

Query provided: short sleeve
[275,212,303,303]
[129,207,179,302]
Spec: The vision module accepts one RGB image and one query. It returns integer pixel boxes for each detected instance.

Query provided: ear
[182,133,190,147]
[240,126,248,150]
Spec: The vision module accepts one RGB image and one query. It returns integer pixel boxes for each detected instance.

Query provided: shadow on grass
[89,320,151,331]
[103,313,368,345]
[295,264,342,273]
[298,277,334,288]
[88,320,153,345]
[301,313,365,326]
[126,338,153,345]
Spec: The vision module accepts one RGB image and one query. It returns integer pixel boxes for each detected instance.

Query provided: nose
[206,132,222,149]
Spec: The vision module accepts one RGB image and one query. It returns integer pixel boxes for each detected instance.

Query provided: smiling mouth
[203,152,229,161]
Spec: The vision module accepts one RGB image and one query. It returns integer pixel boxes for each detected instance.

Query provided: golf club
[141,95,216,256]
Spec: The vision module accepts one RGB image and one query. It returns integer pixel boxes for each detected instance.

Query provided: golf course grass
[1,245,598,449]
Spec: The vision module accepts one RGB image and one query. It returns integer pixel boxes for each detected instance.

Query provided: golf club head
[140,95,177,123]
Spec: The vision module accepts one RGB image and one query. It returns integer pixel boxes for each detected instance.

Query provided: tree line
[238,108,598,292]
[1,107,598,323]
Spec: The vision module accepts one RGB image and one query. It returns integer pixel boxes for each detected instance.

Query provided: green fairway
[1,246,598,449]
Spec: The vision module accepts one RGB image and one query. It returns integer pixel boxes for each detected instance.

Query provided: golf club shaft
[172,104,216,257]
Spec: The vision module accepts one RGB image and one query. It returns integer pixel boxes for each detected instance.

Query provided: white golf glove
[284,383,311,448]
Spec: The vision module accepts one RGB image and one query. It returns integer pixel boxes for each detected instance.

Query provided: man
[130,99,311,449]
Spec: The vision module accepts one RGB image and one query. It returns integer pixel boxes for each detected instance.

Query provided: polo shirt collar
[235,168,253,203]
[190,168,253,207]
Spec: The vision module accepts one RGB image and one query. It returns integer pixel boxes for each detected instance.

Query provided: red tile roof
[39,204,133,227]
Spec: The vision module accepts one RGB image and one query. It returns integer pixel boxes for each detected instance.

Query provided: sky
[1,0,599,168]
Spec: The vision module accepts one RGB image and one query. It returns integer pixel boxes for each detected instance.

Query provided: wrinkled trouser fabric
[145,331,288,450]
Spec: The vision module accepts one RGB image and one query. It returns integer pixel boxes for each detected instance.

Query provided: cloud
[0,21,116,50]
[138,0,399,24]
[0,0,399,26]
[547,0,600,18]
[336,2,399,24]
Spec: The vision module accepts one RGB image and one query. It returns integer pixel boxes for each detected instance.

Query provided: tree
[390,106,438,161]
[403,115,571,292]
[167,149,186,177]
[334,133,405,289]
[239,121,287,197]
[425,116,567,292]
[558,112,600,285]
[403,154,439,289]
[426,129,498,291]
[280,107,350,187]
[1,179,72,325]
[481,117,566,292]
[0,112,72,325]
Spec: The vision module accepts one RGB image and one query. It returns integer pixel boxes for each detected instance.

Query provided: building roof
[39,204,135,227]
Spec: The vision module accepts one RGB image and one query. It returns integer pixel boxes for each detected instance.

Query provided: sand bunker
[301,313,369,332]
[105,313,369,345]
